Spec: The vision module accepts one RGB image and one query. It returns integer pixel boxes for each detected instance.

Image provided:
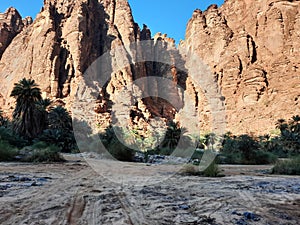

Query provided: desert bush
[0,127,28,148]
[272,156,300,175]
[180,164,201,176]
[191,149,204,160]
[202,160,222,177]
[158,147,174,156]
[253,150,278,164]
[106,140,135,161]
[37,129,77,153]
[31,141,49,149]
[99,126,135,162]
[0,140,18,161]
[181,160,221,177]
[21,144,65,163]
[221,134,277,164]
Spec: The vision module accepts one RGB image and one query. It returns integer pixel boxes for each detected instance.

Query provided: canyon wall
[182,0,300,134]
[0,0,299,135]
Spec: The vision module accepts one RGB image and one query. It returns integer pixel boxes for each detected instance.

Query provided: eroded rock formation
[0,7,32,59]
[0,0,181,136]
[182,0,300,134]
[0,0,299,135]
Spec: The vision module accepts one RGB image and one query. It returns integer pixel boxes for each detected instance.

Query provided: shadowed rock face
[0,0,299,135]
[182,0,300,134]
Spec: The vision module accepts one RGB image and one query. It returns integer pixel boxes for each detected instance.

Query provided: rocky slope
[0,0,299,135]
[182,0,300,134]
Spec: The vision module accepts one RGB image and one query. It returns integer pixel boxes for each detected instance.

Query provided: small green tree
[221,134,277,164]
[275,115,300,155]
[160,121,184,150]
[39,106,76,152]
[99,126,134,161]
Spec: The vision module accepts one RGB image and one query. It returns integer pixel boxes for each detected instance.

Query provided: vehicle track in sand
[0,158,299,225]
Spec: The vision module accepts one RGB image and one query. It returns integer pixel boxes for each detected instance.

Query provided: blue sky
[0,0,224,43]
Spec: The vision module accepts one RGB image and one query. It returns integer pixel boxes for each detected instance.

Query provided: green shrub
[272,156,300,175]
[253,150,277,164]
[220,152,243,164]
[31,141,49,149]
[0,127,28,148]
[106,139,135,162]
[22,145,65,163]
[191,149,204,160]
[97,126,135,162]
[180,164,201,176]
[0,140,18,161]
[202,160,221,177]
[158,147,174,156]
[37,129,77,153]
[180,160,222,177]
[221,134,278,165]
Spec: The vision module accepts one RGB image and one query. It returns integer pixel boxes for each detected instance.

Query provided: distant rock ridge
[0,7,32,59]
[0,0,299,135]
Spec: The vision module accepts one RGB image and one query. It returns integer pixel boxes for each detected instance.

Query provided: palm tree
[40,106,76,152]
[0,110,5,127]
[290,115,300,134]
[48,106,72,131]
[37,98,52,110]
[276,119,288,132]
[160,121,185,150]
[10,78,43,139]
[36,98,52,130]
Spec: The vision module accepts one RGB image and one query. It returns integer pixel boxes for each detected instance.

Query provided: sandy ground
[0,155,299,225]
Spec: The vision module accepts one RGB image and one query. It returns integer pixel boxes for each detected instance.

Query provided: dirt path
[0,157,299,225]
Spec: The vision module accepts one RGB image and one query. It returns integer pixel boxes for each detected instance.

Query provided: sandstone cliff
[182,0,300,134]
[0,0,299,135]
[0,7,32,59]
[0,0,180,136]
[0,0,137,106]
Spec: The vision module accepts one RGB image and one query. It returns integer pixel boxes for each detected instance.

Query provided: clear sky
[0,0,224,43]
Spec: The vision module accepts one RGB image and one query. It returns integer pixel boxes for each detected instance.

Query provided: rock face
[0,0,137,106]
[0,0,180,136]
[0,0,137,111]
[0,0,299,135]
[182,0,300,134]
[0,7,32,59]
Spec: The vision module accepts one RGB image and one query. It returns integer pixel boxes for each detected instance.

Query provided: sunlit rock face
[0,0,183,137]
[0,0,299,135]
[0,7,32,59]
[182,0,300,134]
